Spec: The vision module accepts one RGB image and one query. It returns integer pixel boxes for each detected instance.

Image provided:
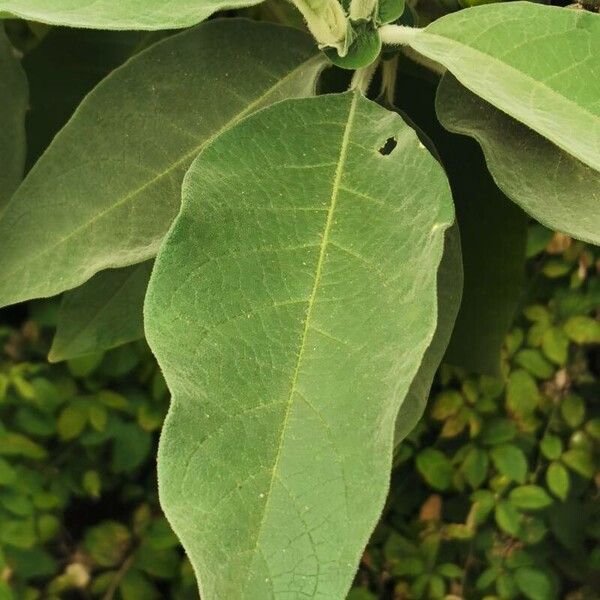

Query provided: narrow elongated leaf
[0,24,27,207]
[0,20,323,308]
[436,75,600,245]
[394,67,526,375]
[0,0,262,30]
[406,2,600,171]
[145,92,453,598]
[395,223,463,445]
[24,28,165,168]
[49,262,152,362]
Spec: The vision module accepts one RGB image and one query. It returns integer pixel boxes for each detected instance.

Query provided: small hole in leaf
[378,137,397,156]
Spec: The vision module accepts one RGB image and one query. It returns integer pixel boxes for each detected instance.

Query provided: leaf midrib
[243,91,358,588]
[0,53,322,284]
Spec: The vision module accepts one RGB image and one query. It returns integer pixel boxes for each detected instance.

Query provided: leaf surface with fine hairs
[406,2,600,171]
[0,20,323,308]
[436,74,600,245]
[0,0,262,29]
[145,92,453,599]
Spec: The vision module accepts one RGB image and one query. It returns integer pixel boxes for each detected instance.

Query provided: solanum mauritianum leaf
[0,24,27,208]
[145,91,453,599]
[395,223,463,445]
[24,28,166,168]
[0,0,262,30]
[405,2,600,172]
[49,262,152,362]
[436,74,600,245]
[0,20,324,308]
[394,67,526,375]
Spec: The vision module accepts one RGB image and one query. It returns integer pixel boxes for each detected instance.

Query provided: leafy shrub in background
[1,0,599,597]
[0,230,598,599]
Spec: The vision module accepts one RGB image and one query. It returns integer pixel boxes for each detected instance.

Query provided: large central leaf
[0,20,323,308]
[406,2,600,172]
[0,0,262,29]
[145,91,453,598]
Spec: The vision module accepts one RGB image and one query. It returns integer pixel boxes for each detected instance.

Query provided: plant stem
[379,24,420,46]
[350,59,380,94]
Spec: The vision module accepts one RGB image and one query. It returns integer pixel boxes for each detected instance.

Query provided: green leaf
[479,418,515,446]
[0,0,262,29]
[540,434,562,461]
[119,570,159,600]
[393,66,526,376]
[563,315,600,344]
[23,28,163,168]
[546,462,569,501]
[49,262,152,362]
[436,74,600,245]
[462,446,488,489]
[84,521,131,568]
[509,485,553,510]
[0,20,324,308]
[416,449,454,491]
[541,327,570,366]
[324,22,381,69]
[506,369,540,416]
[0,433,47,460]
[560,393,585,429]
[57,404,87,440]
[407,2,600,172]
[514,567,554,600]
[145,91,453,598]
[561,448,595,479]
[490,444,527,484]
[0,24,27,208]
[513,349,554,380]
[494,500,521,537]
[395,225,463,444]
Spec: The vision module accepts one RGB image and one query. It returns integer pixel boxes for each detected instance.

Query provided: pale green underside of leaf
[0,24,27,208]
[145,92,453,599]
[408,2,600,172]
[49,262,152,362]
[436,74,600,246]
[0,20,324,309]
[0,0,262,29]
[395,223,463,445]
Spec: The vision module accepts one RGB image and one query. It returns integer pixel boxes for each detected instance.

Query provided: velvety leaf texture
[408,2,600,172]
[49,262,153,362]
[0,0,262,29]
[395,223,463,445]
[145,91,453,599]
[436,74,600,245]
[0,24,27,207]
[24,28,165,168]
[0,20,323,308]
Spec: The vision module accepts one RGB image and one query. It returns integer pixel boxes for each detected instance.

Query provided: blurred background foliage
[0,225,598,600]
